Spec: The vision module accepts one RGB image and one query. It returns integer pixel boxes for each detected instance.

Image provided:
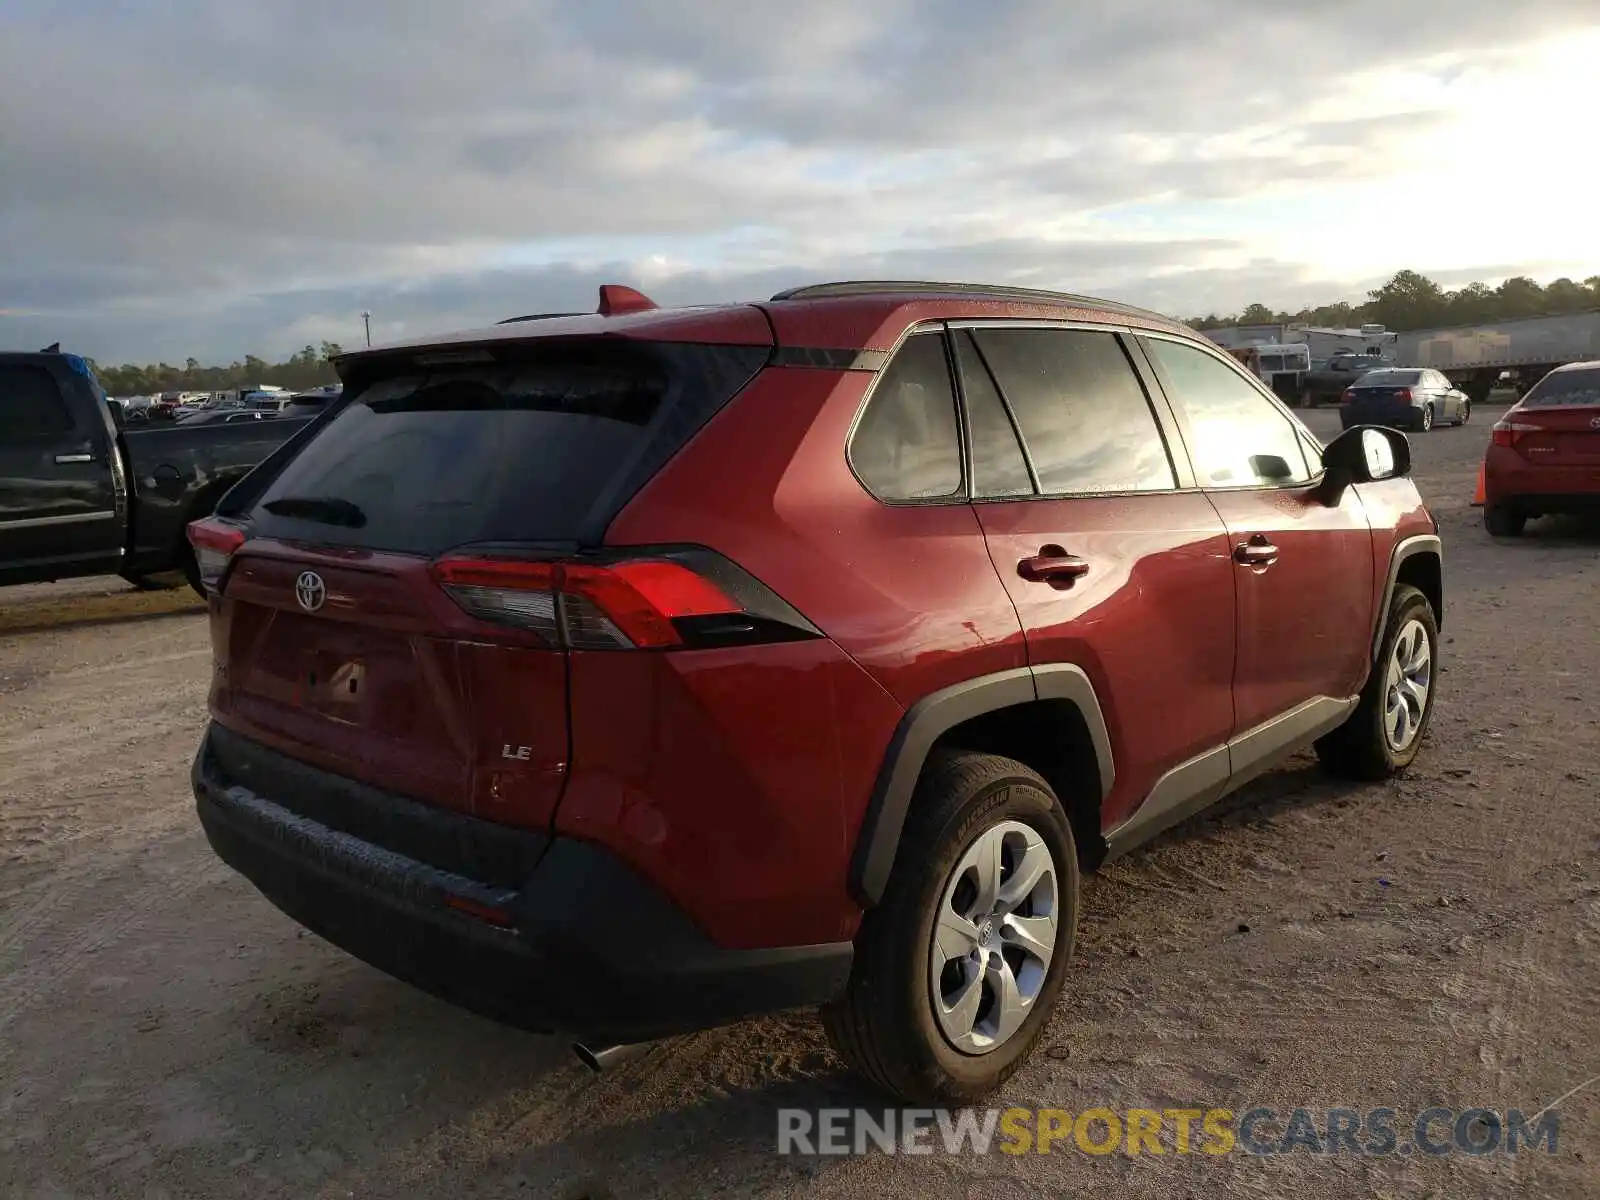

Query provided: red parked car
[1483,360,1600,536]
[188,281,1443,1102]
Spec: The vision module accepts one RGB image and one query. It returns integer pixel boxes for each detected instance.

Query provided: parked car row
[108,385,341,425]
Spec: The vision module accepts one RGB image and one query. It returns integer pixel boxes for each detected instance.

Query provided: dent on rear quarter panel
[558,641,903,948]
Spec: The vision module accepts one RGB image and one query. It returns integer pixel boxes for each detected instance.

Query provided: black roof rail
[497,312,584,325]
[768,280,1172,323]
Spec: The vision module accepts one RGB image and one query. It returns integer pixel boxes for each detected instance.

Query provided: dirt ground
[3,405,1598,1199]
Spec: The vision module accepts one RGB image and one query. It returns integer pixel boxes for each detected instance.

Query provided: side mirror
[1316,425,1410,504]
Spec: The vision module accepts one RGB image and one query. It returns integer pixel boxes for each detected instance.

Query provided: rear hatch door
[212,333,770,829]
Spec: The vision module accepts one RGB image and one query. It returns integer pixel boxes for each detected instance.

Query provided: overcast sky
[4,1,1599,363]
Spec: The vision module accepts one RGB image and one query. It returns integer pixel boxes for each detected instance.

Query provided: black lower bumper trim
[193,727,852,1042]
[1502,493,1600,515]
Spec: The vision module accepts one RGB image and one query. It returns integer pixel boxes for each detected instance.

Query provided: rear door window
[850,332,963,501]
[246,339,766,554]
[0,365,76,439]
[970,328,1177,495]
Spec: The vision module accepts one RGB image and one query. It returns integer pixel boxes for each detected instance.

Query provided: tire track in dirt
[0,612,213,1033]
[0,827,223,1034]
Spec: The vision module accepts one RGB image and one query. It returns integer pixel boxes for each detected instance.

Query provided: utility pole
[361,311,372,348]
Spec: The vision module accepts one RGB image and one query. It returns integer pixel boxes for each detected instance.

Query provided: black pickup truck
[1297,352,1397,407]
[1,350,310,593]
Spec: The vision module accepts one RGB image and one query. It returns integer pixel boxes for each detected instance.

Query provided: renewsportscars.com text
[777,1106,1560,1158]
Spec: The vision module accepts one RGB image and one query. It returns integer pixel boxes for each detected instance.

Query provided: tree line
[91,342,344,397]
[1188,270,1600,333]
[79,268,1600,393]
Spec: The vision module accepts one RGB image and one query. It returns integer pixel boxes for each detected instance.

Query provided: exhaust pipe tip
[572,1041,652,1073]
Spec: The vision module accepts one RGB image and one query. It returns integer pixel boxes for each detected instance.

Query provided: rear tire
[1315,584,1438,781]
[1485,503,1526,538]
[1418,404,1434,432]
[822,751,1079,1105]
[1457,400,1471,426]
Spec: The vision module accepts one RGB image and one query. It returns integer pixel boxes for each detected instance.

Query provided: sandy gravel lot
[3,405,1597,1199]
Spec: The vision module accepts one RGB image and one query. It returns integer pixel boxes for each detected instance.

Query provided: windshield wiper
[261,495,367,527]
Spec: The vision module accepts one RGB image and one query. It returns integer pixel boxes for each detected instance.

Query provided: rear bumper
[193,724,851,1041]
[1484,446,1600,508]
[1341,403,1423,429]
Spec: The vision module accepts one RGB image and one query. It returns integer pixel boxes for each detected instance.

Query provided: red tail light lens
[429,550,804,650]
[1341,389,1354,403]
[186,518,246,592]
[1491,420,1538,448]
[1394,388,1412,402]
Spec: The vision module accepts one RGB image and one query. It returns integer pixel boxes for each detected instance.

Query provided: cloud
[1,0,1597,361]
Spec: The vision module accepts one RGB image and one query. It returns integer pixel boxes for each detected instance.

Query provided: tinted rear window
[1356,370,1422,386]
[246,340,766,554]
[1523,367,1600,407]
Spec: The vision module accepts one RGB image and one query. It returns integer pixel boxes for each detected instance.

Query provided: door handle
[1233,536,1280,567]
[53,453,95,465]
[1018,547,1091,584]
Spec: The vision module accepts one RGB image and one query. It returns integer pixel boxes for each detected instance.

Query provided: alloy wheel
[929,820,1058,1055]
[1384,618,1432,751]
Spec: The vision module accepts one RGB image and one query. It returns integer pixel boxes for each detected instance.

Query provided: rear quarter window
[849,332,963,501]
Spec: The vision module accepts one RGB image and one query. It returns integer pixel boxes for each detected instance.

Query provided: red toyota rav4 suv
[189,282,1442,1103]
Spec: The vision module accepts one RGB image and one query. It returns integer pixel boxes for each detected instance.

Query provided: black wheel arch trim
[848,664,1114,908]
[1372,533,1443,660]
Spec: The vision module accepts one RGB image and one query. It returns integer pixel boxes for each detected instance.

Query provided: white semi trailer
[1392,311,1600,402]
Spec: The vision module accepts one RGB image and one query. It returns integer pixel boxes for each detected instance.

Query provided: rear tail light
[186,517,246,592]
[1492,420,1539,448]
[1394,388,1412,402]
[430,548,821,650]
[1341,389,1354,403]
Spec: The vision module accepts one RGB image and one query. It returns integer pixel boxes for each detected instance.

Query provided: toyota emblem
[1590,416,1600,429]
[295,570,327,613]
